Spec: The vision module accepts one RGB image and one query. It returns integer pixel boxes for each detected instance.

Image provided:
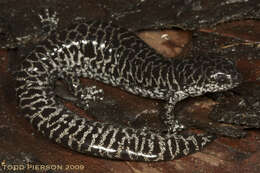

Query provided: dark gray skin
[15,20,242,161]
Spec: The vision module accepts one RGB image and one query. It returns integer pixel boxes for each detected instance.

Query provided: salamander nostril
[234,72,243,84]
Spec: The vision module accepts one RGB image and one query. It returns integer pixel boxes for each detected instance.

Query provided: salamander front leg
[162,102,185,134]
[160,92,189,134]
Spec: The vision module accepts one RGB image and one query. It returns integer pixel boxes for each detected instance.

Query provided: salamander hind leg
[62,73,104,110]
[38,8,59,34]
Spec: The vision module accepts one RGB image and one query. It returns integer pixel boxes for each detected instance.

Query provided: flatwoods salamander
[15,20,242,161]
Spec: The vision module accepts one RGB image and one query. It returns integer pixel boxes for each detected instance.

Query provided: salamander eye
[210,72,230,84]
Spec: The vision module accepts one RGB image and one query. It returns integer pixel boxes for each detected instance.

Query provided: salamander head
[182,57,243,96]
[204,57,242,92]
